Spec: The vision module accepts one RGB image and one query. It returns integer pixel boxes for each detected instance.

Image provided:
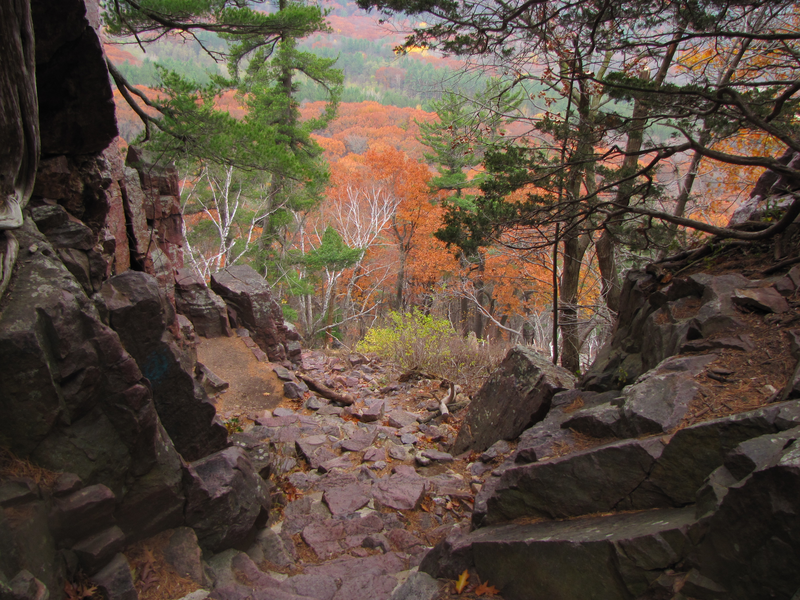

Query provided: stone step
[422,506,698,600]
[474,400,800,527]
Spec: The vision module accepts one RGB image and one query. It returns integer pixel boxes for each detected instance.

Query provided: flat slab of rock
[420,450,453,463]
[390,572,441,600]
[732,286,789,313]
[301,513,384,559]
[448,507,697,600]
[478,437,665,526]
[372,474,427,510]
[321,475,371,516]
[619,355,716,436]
[386,410,419,429]
[452,346,576,455]
[341,430,377,452]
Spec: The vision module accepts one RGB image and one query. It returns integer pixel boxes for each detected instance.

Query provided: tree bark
[559,231,591,374]
[0,0,39,230]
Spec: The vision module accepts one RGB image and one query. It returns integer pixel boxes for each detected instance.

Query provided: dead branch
[297,374,354,405]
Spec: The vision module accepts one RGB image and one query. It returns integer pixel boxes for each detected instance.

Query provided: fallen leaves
[451,571,501,597]
[64,580,98,600]
[454,570,470,594]
[474,580,500,596]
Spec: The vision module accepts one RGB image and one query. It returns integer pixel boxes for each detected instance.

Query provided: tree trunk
[394,247,406,310]
[0,0,39,229]
[559,232,590,374]
[473,251,486,338]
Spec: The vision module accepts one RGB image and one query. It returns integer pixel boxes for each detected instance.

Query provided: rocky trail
[172,262,800,600]
[163,330,507,600]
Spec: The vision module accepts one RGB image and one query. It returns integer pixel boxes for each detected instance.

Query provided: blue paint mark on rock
[141,349,170,384]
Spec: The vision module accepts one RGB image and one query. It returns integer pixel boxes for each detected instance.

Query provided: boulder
[732,286,790,313]
[477,437,665,526]
[452,346,576,455]
[582,272,748,391]
[690,438,800,599]
[639,402,790,507]
[72,526,125,575]
[49,484,116,544]
[512,389,620,464]
[185,447,271,552]
[422,507,697,600]
[175,269,233,338]
[0,221,185,543]
[92,554,137,600]
[617,354,717,436]
[100,271,228,462]
[210,265,300,363]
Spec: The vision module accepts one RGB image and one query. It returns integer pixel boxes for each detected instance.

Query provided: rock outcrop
[210,264,302,364]
[175,268,233,338]
[423,266,800,599]
[581,270,787,390]
[100,271,228,462]
[451,346,576,455]
[0,0,275,595]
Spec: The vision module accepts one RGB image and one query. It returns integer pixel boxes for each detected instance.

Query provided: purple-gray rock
[4,571,49,600]
[386,410,419,429]
[732,286,790,313]
[100,271,228,462]
[389,572,440,600]
[689,438,800,599]
[163,527,206,585]
[359,401,385,423]
[480,440,511,463]
[210,265,299,363]
[581,272,749,391]
[175,268,233,338]
[283,574,337,600]
[618,355,717,436]
[301,513,384,559]
[636,403,788,509]
[452,346,576,455]
[185,447,271,552]
[341,429,378,453]
[477,437,665,526]
[246,528,293,568]
[296,435,336,470]
[363,447,387,462]
[331,573,398,600]
[321,475,371,516]
[420,450,453,462]
[423,506,697,600]
[50,484,115,544]
[388,446,410,461]
[92,554,137,600]
[284,380,309,399]
[72,525,125,574]
[372,474,426,510]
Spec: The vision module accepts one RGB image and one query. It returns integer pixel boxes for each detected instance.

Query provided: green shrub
[356,309,505,387]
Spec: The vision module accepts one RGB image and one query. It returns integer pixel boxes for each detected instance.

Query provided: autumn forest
[106,0,800,374]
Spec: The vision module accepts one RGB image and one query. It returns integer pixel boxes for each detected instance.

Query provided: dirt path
[197,335,284,417]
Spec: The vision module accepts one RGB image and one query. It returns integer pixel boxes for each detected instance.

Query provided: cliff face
[0,1,279,596]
